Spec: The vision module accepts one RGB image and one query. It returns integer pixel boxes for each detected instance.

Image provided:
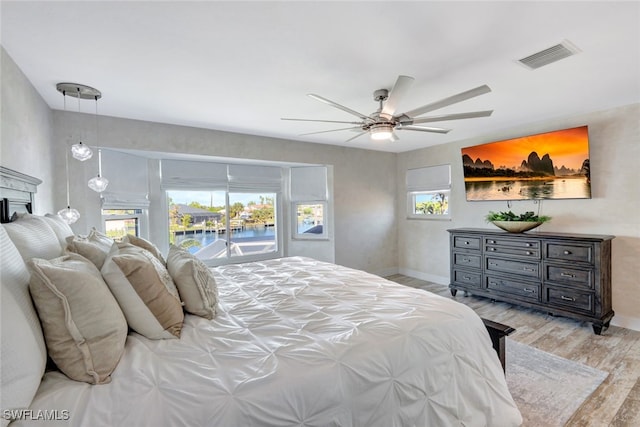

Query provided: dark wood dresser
[448,228,614,334]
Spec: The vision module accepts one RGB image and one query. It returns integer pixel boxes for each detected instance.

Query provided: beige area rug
[506,339,608,427]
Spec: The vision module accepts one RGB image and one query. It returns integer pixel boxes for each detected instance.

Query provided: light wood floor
[386,274,640,427]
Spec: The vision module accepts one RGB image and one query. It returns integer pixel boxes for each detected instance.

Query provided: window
[290,166,328,239]
[167,190,280,263]
[406,164,451,220]
[102,209,144,239]
[293,202,327,239]
[408,191,451,219]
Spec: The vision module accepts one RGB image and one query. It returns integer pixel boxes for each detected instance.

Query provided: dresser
[448,228,614,334]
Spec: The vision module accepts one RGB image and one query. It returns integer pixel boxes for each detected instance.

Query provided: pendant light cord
[65,151,71,208]
[95,96,102,176]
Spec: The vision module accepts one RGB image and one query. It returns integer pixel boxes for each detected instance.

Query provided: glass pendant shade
[71,141,93,161]
[88,175,109,193]
[57,206,80,224]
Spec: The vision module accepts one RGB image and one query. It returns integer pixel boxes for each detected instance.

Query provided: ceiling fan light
[370,124,394,141]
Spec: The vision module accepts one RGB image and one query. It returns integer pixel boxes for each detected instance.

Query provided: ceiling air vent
[518,40,581,70]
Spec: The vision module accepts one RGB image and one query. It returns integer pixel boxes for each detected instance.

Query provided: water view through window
[167,190,277,260]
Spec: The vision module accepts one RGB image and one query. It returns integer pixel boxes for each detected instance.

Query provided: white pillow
[29,253,128,384]
[167,245,219,320]
[101,242,184,339]
[43,213,74,248]
[2,214,63,261]
[66,228,114,269]
[0,226,47,425]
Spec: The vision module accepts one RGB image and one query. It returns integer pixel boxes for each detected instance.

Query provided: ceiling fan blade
[401,85,492,118]
[345,131,368,142]
[300,126,362,136]
[399,125,451,134]
[407,110,494,125]
[281,117,363,125]
[381,75,415,118]
[307,94,371,121]
[389,132,399,142]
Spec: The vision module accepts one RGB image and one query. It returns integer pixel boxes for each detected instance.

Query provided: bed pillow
[167,245,219,320]
[122,234,166,265]
[2,213,63,261]
[101,242,183,339]
[0,226,47,426]
[66,228,114,269]
[29,253,127,385]
[43,213,74,248]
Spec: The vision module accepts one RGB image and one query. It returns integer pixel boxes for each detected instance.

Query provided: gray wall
[51,111,398,274]
[396,103,640,329]
[0,47,55,213]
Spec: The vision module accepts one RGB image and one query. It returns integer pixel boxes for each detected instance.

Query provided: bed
[0,168,522,427]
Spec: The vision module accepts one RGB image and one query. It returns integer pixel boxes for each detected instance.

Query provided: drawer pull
[488,240,495,244]
[526,251,533,255]
[563,250,572,255]
[523,267,536,272]
[560,295,576,302]
[462,276,471,280]
[463,258,471,262]
[489,281,498,286]
[526,243,532,247]
[464,241,470,245]
[523,288,535,293]
[560,272,576,278]
[489,262,498,266]
[489,247,496,251]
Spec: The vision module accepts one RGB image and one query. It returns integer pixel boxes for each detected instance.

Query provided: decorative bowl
[491,221,543,233]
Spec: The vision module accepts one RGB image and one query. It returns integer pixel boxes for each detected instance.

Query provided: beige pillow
[122,234,166,265]
[167,245,219,320]
[101,242,183,339]
[28,253,127,385]
[43,213,74,248]
[66,228,114,269]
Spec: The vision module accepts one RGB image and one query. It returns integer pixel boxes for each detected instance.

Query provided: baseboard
[611,314,640,332]
[397,268,449,286]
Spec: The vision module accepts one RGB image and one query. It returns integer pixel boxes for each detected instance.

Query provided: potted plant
[485,210,551,233]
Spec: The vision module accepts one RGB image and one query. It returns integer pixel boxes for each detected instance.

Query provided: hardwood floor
[386,274,640,427]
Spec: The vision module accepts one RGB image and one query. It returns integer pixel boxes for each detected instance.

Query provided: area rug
[506,339,608,426]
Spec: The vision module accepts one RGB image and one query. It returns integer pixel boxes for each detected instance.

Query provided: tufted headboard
[0,166,42,223]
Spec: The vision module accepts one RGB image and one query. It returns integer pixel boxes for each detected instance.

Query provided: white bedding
[15,257,521,426]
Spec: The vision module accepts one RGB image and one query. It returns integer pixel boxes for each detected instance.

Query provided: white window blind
[227,164,282,192]
[161,160,283,192]
[290,166,328,201]
[406,164,451,192]
[160,160,228,189]
[101,150,150,209]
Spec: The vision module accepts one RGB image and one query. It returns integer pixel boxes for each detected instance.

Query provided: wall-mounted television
[461,126,591,201]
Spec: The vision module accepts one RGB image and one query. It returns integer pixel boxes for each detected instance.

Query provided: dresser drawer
[486,257,540,278]
[486,275,539,301]
[453,253,481,269]
[544,286,594,313]
[485,237,540,258]
[453,236,481,251]
[452,269,482,288]
[545,242,594,264]
[545,265,593,289]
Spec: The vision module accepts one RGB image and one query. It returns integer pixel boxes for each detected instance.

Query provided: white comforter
[17,257,521,427]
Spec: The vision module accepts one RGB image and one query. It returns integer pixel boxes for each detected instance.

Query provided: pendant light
[87,94,109,193]
[56,83,101,161]
[57,151,80,224]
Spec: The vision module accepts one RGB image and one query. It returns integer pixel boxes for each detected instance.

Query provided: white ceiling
[2,1,639,153]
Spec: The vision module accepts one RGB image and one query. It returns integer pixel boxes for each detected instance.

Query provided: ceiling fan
[282,75,493,142]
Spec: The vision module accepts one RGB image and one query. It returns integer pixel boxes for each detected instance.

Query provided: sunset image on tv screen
[461,126,591,201]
